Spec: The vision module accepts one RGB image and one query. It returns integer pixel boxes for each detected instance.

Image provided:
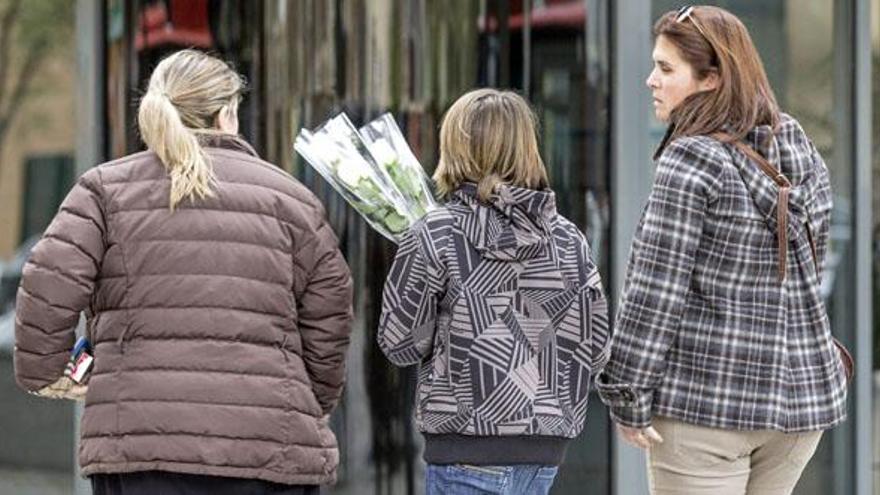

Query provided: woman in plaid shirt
[596,6,848,494]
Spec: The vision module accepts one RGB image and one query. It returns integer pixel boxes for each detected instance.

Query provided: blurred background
[0,1,876,494]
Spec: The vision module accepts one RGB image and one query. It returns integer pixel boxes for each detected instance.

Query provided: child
[377,88,609,495]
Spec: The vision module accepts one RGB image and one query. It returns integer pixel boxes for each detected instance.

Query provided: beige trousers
[647,417,823,495]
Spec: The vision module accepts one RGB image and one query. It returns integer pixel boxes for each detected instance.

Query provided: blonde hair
[138,49,245,210]
[434,88,549,201]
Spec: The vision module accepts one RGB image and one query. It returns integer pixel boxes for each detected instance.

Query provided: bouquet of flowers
[294,112,436,242]
[359,113,436,219]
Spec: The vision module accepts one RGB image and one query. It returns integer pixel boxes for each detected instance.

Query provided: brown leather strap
[712,133,852,382]
[834,337,855,382]
[713,133,793,283]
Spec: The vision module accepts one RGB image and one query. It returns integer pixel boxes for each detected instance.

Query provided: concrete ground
[0,467,71,495]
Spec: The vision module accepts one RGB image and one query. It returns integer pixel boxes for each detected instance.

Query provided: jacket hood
[725,114,826,233]
[451,182,556,261]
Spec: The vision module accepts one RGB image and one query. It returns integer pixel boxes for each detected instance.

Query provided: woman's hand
[33,366,88,401]
[616,424,664,449]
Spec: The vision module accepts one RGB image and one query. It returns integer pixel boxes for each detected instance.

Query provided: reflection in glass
[264,2,613,494]
[105,0,262,159]
[871,0,880,489]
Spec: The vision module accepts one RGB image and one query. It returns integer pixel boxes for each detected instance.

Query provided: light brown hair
[653,6,780,158]
[434,88,549,201]
[138,49,245,210]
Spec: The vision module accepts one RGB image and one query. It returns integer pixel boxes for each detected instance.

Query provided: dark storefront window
[103,1,613,493]
[263,2,613,494]
[19,155,74,243]
[104,0,262,159]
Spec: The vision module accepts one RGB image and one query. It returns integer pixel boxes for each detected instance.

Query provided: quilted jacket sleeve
[596,139,721,428]
[15,168,107,392]
[293,204,353,414]
[377,219,446,366]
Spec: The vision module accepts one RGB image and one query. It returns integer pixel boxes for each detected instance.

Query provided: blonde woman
[596,6,847,494]
[14,49,353,494]
[377,89,610,495]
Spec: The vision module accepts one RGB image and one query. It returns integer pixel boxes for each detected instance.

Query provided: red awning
[509,2,585,30]
[135,0,213,51]
[480,1,586,32]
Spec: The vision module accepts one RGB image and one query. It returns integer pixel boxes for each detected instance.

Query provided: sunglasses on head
[675,5,711,43]
[676,5,695,22]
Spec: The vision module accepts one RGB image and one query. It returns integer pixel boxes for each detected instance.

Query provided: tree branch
[0,39,46,147]
[0,0,23,109]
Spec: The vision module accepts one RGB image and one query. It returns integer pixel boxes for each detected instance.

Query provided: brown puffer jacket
[14,135,353,486]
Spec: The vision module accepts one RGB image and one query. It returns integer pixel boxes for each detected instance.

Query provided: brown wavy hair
[653,6,780,158]
[434,88,549,201]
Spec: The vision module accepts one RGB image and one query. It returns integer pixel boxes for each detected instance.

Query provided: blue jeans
[426,464,558,495]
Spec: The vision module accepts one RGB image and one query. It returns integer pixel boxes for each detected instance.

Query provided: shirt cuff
[595,371,653,428]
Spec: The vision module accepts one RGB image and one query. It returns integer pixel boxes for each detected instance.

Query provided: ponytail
[136,49,244,211]
[138,90,216,210]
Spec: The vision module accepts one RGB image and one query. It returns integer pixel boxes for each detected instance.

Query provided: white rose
[368,138,398,166]
[336,159,369,189]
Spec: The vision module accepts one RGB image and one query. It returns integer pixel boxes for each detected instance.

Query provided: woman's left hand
[616,424,664,449]
[33,375,88,401]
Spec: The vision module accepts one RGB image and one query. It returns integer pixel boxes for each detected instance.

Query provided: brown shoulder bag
[713,133,854,383]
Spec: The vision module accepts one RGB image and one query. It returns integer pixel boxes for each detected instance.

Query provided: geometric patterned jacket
[596,114,848,432]
[378,182,609,444]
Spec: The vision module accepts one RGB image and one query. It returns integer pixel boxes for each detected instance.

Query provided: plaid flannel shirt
[596,114,847,432]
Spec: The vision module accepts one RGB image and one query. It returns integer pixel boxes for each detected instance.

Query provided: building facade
[65,0,874,494]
